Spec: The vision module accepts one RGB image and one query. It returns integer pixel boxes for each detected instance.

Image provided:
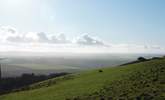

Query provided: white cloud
[6,30,70,44]
[37,32,49,43]
[24,32,39,42]
[7,36,24,42]
[74,33,106,46]
[0,26,164,53]
[0,26,17,34]
[50,34,70,44]
[0,26,18,43]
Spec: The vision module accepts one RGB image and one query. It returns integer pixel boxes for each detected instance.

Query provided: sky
[0,0,164,53]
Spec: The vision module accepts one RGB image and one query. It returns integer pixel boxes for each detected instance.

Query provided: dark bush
[98,69,103,73]
[138,57,147,61]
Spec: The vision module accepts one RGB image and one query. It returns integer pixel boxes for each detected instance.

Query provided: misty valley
[0,53,162,78]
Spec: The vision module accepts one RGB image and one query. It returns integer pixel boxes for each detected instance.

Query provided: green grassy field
[0,58,165,100]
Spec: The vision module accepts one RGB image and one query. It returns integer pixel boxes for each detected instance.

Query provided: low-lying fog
[0,52,163,77]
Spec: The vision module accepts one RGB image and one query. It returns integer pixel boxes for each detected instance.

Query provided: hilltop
[0,57,165,100]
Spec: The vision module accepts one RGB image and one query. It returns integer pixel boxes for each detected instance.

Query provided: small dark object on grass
[99,69,103,73]
[100,97,105,100]
[138,57,147,61]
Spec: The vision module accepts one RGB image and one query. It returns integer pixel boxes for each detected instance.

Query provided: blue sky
[0,0,164,53]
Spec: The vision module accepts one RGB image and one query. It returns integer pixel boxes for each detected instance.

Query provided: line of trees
[0,72,68,95]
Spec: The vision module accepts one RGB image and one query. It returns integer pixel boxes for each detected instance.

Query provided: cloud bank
[0,26,164,53]
[74,34,105,46]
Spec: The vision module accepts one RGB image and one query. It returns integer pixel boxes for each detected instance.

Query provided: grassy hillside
[0,58,165,100]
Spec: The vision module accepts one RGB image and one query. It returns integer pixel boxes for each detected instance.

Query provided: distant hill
[0,58,165,100]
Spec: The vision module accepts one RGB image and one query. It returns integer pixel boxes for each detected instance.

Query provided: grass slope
[0,58,165,100]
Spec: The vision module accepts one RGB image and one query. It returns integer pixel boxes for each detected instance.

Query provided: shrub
[98,69,103,73]
[138,57,147,61]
